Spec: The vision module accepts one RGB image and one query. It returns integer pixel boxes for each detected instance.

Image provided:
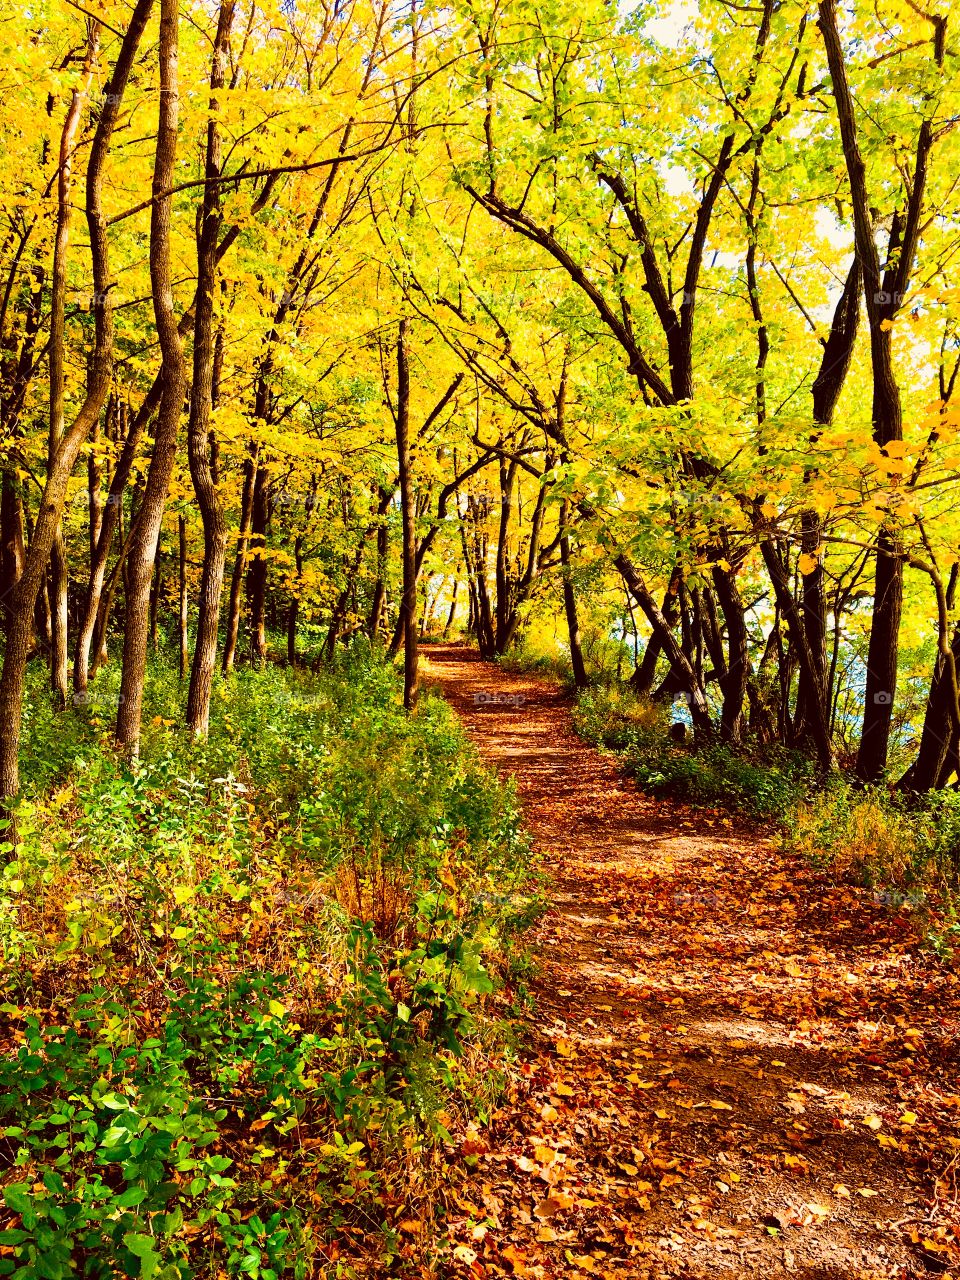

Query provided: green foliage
[627,741,812,823]
[788,783,960,896]
[572,685,812,821]
[0,648,535,1277]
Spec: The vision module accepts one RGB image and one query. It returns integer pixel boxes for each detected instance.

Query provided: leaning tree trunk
[0,0,153,806]
[443,577,458,637]
[614,552,712,736]
[631,568,682,693]
[74,391,154,691]
[116,0,187,755]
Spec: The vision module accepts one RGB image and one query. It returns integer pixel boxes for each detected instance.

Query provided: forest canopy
[2,0,959,793]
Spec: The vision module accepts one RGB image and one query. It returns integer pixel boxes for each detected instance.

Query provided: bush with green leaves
[572,684,812,821]
[0,647,536,1277]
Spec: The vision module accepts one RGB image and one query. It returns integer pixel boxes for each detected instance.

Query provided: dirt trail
[422,646,960,1280]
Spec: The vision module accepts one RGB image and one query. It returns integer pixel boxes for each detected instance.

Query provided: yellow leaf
[798,553,819,576]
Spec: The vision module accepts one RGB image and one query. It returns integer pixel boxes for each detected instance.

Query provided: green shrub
[571,685,811,822]
[788,782,960,895]
[0,646,537,1277]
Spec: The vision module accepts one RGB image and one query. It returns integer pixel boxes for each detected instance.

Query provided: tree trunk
[222,442,257,674]
[819,0,931,780]
[286,535,303,666]
[443,577,458,637]
[185,0,235,737]
[631,569,681,693]
[559,500,587,688]
[395,318,418,710]
[246,461,269,664]
[614,553,712,736]
[0,470,26,639]
[116,0,187,755]
[368,510,389,640]
[794,257,861,745]
[46,25,100,711]
[712,566,749,742]
[759,538,835,769]
[178,515,188,679]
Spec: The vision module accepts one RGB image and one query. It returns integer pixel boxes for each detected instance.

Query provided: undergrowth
[571,685,811,822]
[571,683,960,948]
[0,644,537,1278]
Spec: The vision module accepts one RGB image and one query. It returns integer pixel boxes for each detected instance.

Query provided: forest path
[422,645,960,1280]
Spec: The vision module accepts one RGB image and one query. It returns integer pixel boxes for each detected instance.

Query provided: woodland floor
[420,646,960,1280]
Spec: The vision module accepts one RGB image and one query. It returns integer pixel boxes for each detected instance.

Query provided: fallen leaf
[534,1192,575,1218]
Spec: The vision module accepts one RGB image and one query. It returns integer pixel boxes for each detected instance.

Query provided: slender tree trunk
[246,462,269,663]
[149,553,161,653]
[0,0,152,805]
[711,566,749,742]
[443,578,458,637]
[631,569,681,693]
[222,442,257,674]
[116,0,187,754]
[46,26,100,711]
[903,625,960,791]
[395,318,418,710]
[185,0,234,736]
[559,500,587,688]
[368,512,389,640]
[74,397,149,691]
[178,515,188,678]
[493,458,517,654]
[91,513,141,678]
[759,539,835,769]
[0,471,26,638]
[87,411,105,567]
[286,535,303,666]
